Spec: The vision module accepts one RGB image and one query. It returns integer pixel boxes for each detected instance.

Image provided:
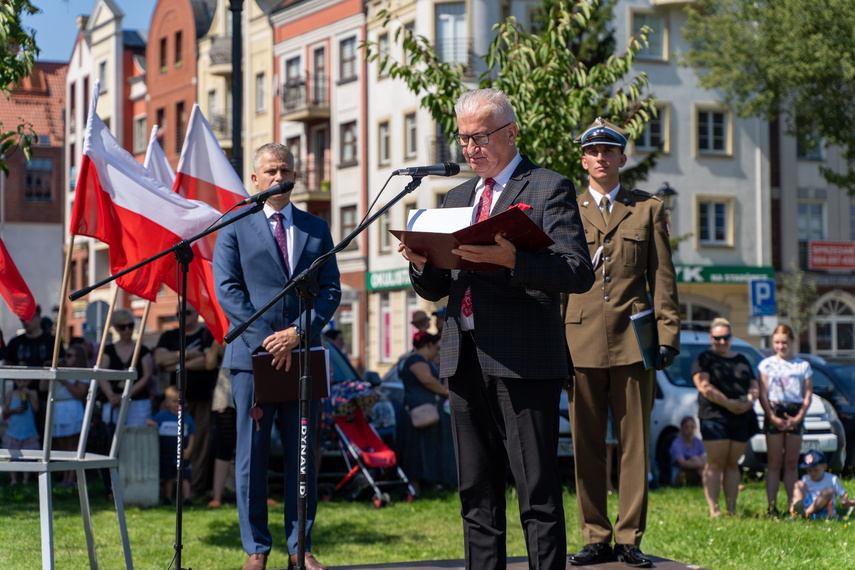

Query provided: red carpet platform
[277,555,709,569]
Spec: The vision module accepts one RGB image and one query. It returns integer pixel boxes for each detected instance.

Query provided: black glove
[655,345,677,370]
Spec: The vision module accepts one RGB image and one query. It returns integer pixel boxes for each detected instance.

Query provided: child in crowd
[1,378,40,485]
[146,385,196,505]
[791,450,855,519]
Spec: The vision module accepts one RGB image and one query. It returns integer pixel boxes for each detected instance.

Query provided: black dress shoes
[614,544,653,568]
[568,543,615,565]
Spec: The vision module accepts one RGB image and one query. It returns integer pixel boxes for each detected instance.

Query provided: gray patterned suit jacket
[411,156,594,380]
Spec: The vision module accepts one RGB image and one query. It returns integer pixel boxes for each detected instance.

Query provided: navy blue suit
[213,205,340,557]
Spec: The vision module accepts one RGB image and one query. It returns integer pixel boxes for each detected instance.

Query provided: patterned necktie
[271,212,291,277]
[460,178,496,318]
[601,195,611,225]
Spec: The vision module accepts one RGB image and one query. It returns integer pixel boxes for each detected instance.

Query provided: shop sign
[366,268,411,291]
[675,265,774,284]
[808,241,855,270]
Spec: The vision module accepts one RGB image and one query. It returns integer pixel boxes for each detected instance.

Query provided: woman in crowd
[758,324,813,515]
[98,308,154,427]
[691,318,759,516]
[398,331,456,493]
[42,343,89,487]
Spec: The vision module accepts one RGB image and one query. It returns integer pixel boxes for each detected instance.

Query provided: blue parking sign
[750,279,776,317]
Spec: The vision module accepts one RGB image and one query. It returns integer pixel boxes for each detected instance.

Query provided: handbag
[409,402,440,428]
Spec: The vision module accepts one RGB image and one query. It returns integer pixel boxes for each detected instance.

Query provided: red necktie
[460,178,495,318]
[271,212,291,277]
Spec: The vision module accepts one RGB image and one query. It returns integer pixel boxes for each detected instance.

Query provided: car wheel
[655,429,678,487]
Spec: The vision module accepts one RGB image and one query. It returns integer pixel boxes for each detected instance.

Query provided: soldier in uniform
[564,118,680,568]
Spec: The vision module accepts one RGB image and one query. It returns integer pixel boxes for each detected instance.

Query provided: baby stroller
[320,380,416,508]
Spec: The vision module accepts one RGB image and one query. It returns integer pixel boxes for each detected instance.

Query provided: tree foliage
[364,0,659,191]
[777,260,819,344]
[683,0,855,192]
[0,0,40,175]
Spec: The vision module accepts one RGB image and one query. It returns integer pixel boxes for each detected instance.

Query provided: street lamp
[656,181,677,217]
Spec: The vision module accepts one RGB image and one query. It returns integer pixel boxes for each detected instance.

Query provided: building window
[377,33,389,78]
[378,121,390,166]
[632,11,666,61]
[286,136,301,174]
[313,47,326,105]
[697,196,733,246]
[797,127,825,161]
[340,121,357,166]
[255,72,265,113]
[814,294,855,357]
[435,3,467,67]
[341,205,357,246]
[635,108,667,153]
[798,202,825,241]
[159,37,167,71]
[24,157,53,202]
[175,31,183,66]
[340,36,357,82]
[405,112,417,159]
[379,292,393,362]
[176,101,186,153]
[98,61,107,93]
[378,210,391,253]
[850,204,855,241]
[696,108,730,156]
[133,116,147,155]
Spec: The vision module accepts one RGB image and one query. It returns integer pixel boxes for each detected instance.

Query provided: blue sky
[24,0,158,62]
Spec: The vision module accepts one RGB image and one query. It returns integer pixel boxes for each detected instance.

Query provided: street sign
[748,316,779,336]
[749,279,776,317]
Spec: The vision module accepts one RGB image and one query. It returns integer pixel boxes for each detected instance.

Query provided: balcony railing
[281,74,330,116]
[432,137,467,166]
[434,38,474,76]
[209,112,232,139]
[292,163,331,197]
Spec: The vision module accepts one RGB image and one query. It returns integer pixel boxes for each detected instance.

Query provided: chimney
[77,15,89,31]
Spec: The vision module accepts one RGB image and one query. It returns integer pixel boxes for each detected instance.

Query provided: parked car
[794,354,855,474]
[650,330,845,485]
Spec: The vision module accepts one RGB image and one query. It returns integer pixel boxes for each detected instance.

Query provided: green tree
[777,260,819,344]
[682,0,855,192]
[365,0,659,191]
[0,0,40,175]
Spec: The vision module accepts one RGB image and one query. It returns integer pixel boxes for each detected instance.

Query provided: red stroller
[321,381,416,507]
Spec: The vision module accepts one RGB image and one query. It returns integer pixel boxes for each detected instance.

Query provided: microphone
[393,162,460,177]
[238,180,295,206]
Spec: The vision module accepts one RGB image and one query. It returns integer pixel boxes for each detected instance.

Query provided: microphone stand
[224,174,427,569]
[69,201,267,570]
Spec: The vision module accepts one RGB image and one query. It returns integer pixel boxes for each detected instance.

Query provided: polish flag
[0,236,37,322]
[70,87,228,341]
[143,125,176,185]
[144,125,230,342]
[173,103,249,211]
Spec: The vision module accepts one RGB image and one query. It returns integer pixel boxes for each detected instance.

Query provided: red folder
[389,206,554,271]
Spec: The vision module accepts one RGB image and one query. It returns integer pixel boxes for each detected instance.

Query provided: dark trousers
[448,333,566,570]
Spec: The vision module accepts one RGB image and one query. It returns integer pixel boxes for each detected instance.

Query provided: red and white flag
[70,86,229,341]
[0,236,36,322]
[173,103,249,211]
[143,125,176,186]
[144,124,229,342]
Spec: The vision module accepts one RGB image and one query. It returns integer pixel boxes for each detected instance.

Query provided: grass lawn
[0,472,853,569]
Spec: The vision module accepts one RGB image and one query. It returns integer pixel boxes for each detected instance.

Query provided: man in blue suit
[214,143,340,570]
[399,88,594,570]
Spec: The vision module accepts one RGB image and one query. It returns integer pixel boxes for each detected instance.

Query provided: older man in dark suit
[399,88,594,570]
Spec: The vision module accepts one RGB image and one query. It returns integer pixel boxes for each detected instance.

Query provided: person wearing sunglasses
[98,308,155,428]
[691,318,759,517]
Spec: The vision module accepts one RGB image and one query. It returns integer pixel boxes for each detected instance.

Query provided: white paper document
[407,207,473,233]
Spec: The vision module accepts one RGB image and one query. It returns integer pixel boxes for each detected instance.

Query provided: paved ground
[272,554,709,569]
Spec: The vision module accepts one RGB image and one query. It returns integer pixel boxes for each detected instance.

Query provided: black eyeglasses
[712,334,732,342]
[115,323,134,331]
[454,122,512,147]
